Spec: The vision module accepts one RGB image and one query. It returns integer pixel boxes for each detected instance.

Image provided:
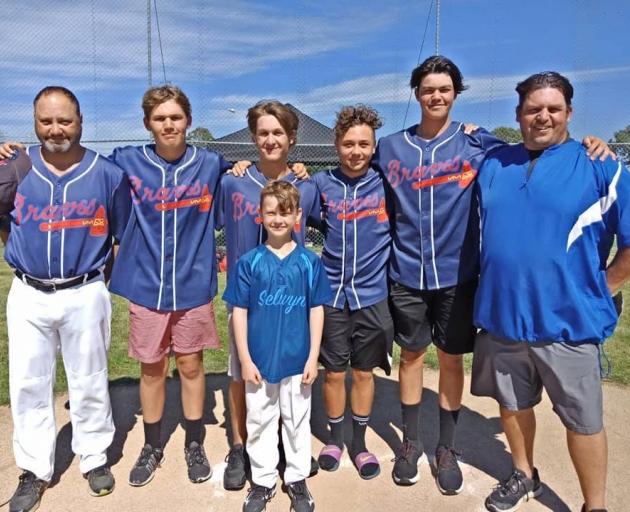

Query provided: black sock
[350,412,379,478]
[318,414,344,471]
[401,402,422,451]
[328,414,345,448]
[185,417,203,447]
[438,407,460,448]
[144,420,161,449]
[350,413,369,455]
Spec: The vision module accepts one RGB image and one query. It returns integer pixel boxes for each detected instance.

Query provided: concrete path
[0,369,627,511]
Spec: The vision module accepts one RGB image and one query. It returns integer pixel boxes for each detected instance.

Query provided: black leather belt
[15,269,101,293]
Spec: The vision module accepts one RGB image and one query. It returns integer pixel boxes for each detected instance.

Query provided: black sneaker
[433,444,463,495]
[392,440,423,486]
[485,468,542,512]
[287,479,315,512]
[185,441,212,483]
[309,456,319,478]
[84,465,115,497]
[242,483,276,512]
[9,471,48,512]
[128,444,165,487]
[580,505,608,512]
[224,444,248,490]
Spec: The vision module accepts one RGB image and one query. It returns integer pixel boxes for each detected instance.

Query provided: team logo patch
[387,157,478,189]
[155,184,212,212]
[336,198,388,223]
[412,162,477,190]
[39,205,108,236]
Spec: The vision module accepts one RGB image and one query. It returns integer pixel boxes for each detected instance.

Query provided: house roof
[202,104,338,165]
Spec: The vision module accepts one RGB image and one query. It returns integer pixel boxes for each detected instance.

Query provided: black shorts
[319,298,393,374]
[388,279,477,355]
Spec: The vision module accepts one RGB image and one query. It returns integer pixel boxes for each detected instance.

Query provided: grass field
[0,257,629,405]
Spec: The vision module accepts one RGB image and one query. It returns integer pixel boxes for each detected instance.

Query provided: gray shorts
[226,308,242,381]
[471,331,603,435]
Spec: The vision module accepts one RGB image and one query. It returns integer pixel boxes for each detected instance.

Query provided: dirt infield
[0,368,627,512]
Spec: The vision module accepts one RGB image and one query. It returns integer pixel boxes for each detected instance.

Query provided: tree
[609,124,630,163]
[187,126,214,145]
[491,126,522,144]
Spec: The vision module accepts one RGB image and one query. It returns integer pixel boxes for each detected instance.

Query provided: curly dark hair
[334,104,383,141]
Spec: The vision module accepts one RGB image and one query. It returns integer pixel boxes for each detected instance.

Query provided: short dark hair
[334,104,383,141]
[247,100,299,142]
[33,86,81,116]
[516,71,574,108]
[260,180,300,214]
[409,55,468,95]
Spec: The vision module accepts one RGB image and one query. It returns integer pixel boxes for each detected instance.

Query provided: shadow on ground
[48,370,570,510]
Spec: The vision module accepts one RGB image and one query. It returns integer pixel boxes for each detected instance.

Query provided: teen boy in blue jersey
[3,86,131,512]
[224,181,331,512]
[312,105,393,480]
[472,72,630,512]
[372,56,503,493]
[108,85,232,487]
[373,56,614,494]
[215,100,319,490]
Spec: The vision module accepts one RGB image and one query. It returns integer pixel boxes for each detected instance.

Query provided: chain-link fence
[1,1,629,377]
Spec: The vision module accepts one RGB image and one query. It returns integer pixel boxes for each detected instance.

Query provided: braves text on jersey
[373,122,504,291]
[4,146,131,279]
[223,244,332,383]
[474,140,630,343]
[312,167,391,310]
[109,144,231,310]
[215,164,319,276]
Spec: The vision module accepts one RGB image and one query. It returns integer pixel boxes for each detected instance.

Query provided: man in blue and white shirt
[472,72,630,512]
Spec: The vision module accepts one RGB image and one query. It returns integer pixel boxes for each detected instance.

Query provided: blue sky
[2,0,629,148]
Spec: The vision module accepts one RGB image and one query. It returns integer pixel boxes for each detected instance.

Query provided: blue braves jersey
[373,122,504,290]
[223,244,332,383]
[109,144,231,310]
[4,146,131,279]
[474,140,630,343]
[215,165,319,275]
[312,167,391,310]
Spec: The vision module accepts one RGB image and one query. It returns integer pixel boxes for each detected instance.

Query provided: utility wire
[402,0,434,128]
[153,0,168,83]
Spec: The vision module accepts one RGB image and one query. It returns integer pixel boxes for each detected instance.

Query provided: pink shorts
[128,301,220,363]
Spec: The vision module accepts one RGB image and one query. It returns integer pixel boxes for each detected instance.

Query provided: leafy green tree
[491,126,522,143]
[187,126,214,144]
[609,125,630,163]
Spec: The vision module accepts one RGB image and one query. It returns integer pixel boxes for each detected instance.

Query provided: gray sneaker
[84,465,115,497]
[433,444,463,495]
[242,484,276,512]
[287,479,315,512]
[9,471,48,512]
[184,441,212,483]
[128,444,165,487]
[485,468,542,512]
[392,440,423,486]
[224,444,248,490]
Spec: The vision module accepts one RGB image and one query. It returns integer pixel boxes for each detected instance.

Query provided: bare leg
[323,370,346,418]
[139,358,170,423]
[567,428,607,511]
[350,369,374,417]
[228,379,247,446]
[175,351,205,420]
[499,406,536,478]
[399,348,426,405]
[436,349,464,410]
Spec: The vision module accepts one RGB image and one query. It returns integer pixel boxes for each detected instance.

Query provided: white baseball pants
[8,276,114,482]
[245,374,312,488]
